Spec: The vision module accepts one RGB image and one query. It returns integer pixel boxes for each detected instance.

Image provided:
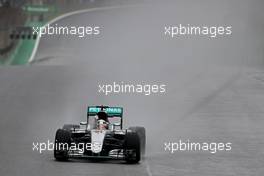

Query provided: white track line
[28,5,130,63]
[145,160,153,176]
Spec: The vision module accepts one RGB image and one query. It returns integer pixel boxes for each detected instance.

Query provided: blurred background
[0,0,142,64]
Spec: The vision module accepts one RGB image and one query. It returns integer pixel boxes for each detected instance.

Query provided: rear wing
[87,106,123,117]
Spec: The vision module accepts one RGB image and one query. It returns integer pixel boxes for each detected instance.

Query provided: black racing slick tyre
[124,132,141,163]
[54,129,71,161]
[128,126,146,155]
[62,124,80,131]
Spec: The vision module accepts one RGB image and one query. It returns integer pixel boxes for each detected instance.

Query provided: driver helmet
[97,111,109,130]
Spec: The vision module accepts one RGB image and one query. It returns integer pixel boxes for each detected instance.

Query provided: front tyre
[124,132,141,164]
[128,126,146,155]
[54,129,71,161]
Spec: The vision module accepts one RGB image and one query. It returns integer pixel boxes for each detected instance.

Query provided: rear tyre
[62,124,80,131]
[54,129,71,161]
[129,127,146,155]
[124,132,141,163]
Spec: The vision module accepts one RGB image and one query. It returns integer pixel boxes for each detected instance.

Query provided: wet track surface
[1,0,264,175]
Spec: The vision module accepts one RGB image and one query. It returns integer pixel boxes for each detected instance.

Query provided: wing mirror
[80,121,87,125]
[113,122,121,126]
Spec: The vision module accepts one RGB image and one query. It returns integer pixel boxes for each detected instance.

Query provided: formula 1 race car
[54,106,146,163]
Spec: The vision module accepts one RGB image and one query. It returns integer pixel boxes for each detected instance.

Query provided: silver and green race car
[54,106,146,163]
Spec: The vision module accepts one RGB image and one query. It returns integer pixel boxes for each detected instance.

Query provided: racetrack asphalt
[1,0,264,175]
